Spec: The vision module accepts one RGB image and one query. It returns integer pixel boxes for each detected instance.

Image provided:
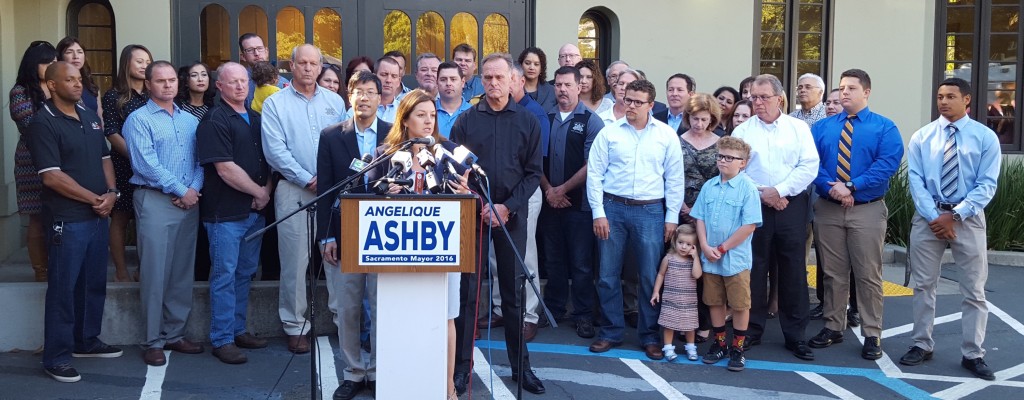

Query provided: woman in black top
[175,61,215,120]
[101,44,152,282]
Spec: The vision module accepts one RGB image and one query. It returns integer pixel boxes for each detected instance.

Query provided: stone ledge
[884,244,1024,267]
[0,281,335,352]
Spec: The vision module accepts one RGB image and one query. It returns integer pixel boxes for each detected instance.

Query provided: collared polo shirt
[437,99,472,139]
[197,99,269,222]
[547,101,604,211]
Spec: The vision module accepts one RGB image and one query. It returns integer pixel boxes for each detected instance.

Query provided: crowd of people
[8,33,1002,399]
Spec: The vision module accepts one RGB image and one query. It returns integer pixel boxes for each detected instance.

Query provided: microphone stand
[472,173,557,400]
[245,144,407,399]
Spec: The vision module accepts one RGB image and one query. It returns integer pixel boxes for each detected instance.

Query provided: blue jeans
[596,199,664,345]
[540,205,597,320]
[43,218,110,368]
[206,213,265,347]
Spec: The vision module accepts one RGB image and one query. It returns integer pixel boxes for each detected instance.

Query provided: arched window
[383,10,411,64]
[238,5,269,51]
[200,4,230,70]
[483,13,509,56]
[450,13,478,59]
[314,8,342,61]
[66,0,116,93]
[579,8,614,72]
[416,11,445,58]
[276,6,305,70]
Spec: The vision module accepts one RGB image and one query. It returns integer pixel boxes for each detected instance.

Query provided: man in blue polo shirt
[436,61,471,139]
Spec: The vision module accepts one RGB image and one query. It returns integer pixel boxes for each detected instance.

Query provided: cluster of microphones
[372,137,486,195]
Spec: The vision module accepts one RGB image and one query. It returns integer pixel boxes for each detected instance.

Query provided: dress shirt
[908,115,1000,221]
[518,95,551,157]
[462,75,485,102]
[598,107,621,126]
[377,95,401,123]
[587,117,685,223]
[790,102,827,127]
[666,110,685,132]
[436,99,472,139]
[811,107,904,202]
[689,173,763,276]
[354,118,379,157]
[261,83,347,186]
[731,113,819,197]
[123,100,203,197]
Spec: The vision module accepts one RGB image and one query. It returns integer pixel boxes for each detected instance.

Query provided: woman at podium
[367,89,471,400]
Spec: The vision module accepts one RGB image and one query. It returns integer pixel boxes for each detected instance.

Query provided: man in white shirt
[586,79,685,360]
[731,74,820,361]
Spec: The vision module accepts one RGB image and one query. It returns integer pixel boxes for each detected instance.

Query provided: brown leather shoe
[235,333,268,349]
[644,344,665,360]
[477,312,504,329]
[212,343,247,364]
[589,339,621,353]
[165,339,204,354]
[143,348,166,366]
[288,334,310,354]
[523,322,538,342]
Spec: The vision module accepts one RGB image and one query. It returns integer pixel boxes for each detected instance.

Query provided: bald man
[549,43,583,85]
[261,44,347,353]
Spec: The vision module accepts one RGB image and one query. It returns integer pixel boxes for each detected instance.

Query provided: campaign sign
[357,201,461,266]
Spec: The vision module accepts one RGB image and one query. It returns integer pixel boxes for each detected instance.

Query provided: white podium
[340,195,477,400]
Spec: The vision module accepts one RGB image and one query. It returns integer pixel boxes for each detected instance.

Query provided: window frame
[933,1,1024,153]
[753,0,833,108]
[66,0,117,94]
[579,9,611,71]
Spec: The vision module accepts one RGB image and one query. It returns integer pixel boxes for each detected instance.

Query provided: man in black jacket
[450,53,545,395]
[316,71,392,400]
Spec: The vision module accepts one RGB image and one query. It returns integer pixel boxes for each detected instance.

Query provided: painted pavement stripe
[933,363,1024,400]
[882,312,962,339]
[472,347,516,399]
[316,336,339,397]
[139,350,170,400]
[796,371,864,400]
[620,358,689,399]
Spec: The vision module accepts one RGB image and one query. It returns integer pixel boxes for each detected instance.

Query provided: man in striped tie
[901,77,1000,381]
[808,69,904,360]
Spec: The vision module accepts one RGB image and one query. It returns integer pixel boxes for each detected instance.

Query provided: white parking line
[473,348,516,399]
[620,358,689,399]
[797,371,863,400]
[317,336,339,397]
[139,350,170,400]
[881,312,962,339]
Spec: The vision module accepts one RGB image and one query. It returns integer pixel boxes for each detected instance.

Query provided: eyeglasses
[750,95,778,103]
[350,89,380,98]
[621,97,650,107]
[242,46,266,55]
[716,154,745,162]
[558,54,581,60]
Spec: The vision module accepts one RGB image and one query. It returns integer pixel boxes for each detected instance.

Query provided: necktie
[941,125,959,199]
[836,114,855,182]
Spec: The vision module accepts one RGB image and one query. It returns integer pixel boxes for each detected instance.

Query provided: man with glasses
[603,61,629,102]
[547,43,582,85]
[731,74,819,361]
[238,33,287,106]
[791,73,827,126]
[587,79,685,361]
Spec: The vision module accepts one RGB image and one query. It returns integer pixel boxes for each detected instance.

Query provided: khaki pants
[276,180,315,336]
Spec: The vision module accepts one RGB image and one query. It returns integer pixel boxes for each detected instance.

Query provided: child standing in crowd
[250,61,279,113]
[689,136,762,372]
[651,224,703,361]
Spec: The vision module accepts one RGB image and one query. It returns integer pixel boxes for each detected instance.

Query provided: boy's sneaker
[44,363,81,383]
[703,343,727,364]
[685,343,699,361]
[72,343,123,358]
[663,345,678,362]
[727,347,746,372]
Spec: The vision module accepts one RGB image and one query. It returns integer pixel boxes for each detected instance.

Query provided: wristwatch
[952,211,963,222]
[106,188,121,199]
[845,181,856,192]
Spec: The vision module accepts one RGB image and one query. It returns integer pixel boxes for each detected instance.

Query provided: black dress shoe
[862,336,882,360]
[899,346,933,366]
[847,310,862,327]
[453,371,469,396]
[809,304,824,320]
[786,341,815,361]
[512,369,546,394]
[962,357,995,380]
[742,336,762,352]
[575,318,596,339]
[809,328,844,348]
[333,380,366,400]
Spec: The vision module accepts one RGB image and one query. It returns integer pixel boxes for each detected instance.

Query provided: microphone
[375,151,413,194]
[399,136,435,149]
[452,145,488,178]
[417,148,442,193]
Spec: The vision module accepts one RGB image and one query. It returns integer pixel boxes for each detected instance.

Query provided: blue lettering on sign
[362,219,456,251]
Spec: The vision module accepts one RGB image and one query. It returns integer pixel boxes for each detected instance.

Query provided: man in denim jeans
[27,62,123,383]
[586,79,685,360]
[197,62,273,364]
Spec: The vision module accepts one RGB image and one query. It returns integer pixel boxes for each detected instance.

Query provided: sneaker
[72,343,123,358]
[663,345,678,362]
[684,343,699,361]
[727,347,745,372]
[44,363,81,383]
[703,343,727,364]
